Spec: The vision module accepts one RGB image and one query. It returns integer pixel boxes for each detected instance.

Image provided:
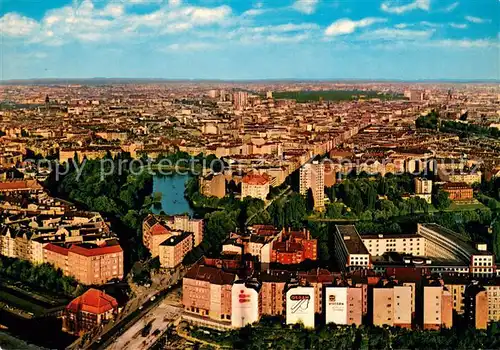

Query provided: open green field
[272,90,405,102]
[447,201,487,211]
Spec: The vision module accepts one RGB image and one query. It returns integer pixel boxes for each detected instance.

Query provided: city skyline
[1,0,499,81]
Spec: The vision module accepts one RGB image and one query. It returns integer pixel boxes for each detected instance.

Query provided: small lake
[152,174,194,216]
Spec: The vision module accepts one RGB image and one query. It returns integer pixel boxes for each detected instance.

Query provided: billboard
[231,282,260,328]
[325,287,348,325]
[286,286,315,328]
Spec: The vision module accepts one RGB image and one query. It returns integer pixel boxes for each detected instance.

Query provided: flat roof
[336,225,369,255]
[360,233,423,240]
[419,223,478,256]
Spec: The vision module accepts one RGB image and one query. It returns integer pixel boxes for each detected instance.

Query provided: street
[106,298,182,350]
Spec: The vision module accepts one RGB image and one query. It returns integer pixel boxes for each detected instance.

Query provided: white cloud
[125,0,163,4]
[430,39,499,48]
[101,4,125,18]
[0,0,234,46]
[292,0,319,15]
[359,28,434,41]
[0,13,39,37]
[381,0,430,14]
[395,23,408,29]
[443,1,459,12]
[450,22,467,29]
[242,8,266,16]
[420,21,441,28]
[266,33,310,43]
[163,42,217,51]
[465,16,491,24]
[325,17,387,36]
[168,0,182,7]
[242,2,268,16]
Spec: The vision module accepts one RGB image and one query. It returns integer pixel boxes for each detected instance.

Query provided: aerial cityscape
[0,0,499,349]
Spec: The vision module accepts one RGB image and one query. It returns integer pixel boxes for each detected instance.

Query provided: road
[106,299,182,350]
[73,267,187,350]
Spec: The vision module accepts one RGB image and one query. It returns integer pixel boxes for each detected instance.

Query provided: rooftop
[66,288,118,315]
[336,225,369,255]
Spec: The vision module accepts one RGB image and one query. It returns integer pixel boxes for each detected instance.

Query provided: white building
[231,279,261,328]
[299,161,325,211]
[333,225,371,272]
[286,286,315,328]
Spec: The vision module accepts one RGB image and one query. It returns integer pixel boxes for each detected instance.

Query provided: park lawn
[447,201,488,211]
[272,90,405,102]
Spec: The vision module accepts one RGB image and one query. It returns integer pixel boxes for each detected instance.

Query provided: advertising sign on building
[231,281,260,328]
[286,286,315,328]
[325,287,348,325]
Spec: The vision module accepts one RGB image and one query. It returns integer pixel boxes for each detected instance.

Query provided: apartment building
[167,215,204,247]
[333,225,371,272]
[414,177,432,203]
[271,229,317,265]
[298,269,336,314]
[241,173,270,201]
[361,233,424,256]
[256,270,293,317]
[464,282,488,330]
[182,261,236,328]
[0,179,44,194]
[484,284,500,322]
[372,284,412,328]
[418,224,496,277]
[443,277,467,315]
[143,214,203,257]
[325,286,363,326]
[199,173,226,198]
[299,161,325,211]
[231,279,262,328]
[423,285,453,330]
[142,216,174,258]
[285,285,315,328]
[44,242,123,285]
[159,232,193,269]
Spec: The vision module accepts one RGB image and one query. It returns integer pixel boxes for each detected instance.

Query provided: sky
[0,0,499,80]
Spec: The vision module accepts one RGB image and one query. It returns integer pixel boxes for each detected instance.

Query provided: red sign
[239,290,251,304]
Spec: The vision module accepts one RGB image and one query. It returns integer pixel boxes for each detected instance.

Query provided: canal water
[151,174,194,216]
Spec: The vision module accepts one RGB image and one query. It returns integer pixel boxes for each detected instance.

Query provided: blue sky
[0,0,498,80]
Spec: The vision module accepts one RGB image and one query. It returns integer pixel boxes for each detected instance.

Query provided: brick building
[63,289,118,335]
[271,229,317,265]
[442,182,473,201]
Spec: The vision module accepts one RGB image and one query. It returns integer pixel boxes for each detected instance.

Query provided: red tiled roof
[69,244,122,257]
[66,288,118,314]
[443,182,471,190]
[184,263,236,285]
[151,223,170,236]
[0,180,43,191]
[44,243,69,256]
[242,173,270,185]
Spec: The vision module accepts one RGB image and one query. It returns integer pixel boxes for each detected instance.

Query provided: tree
[306,188,315,212]
[433,189,451,210]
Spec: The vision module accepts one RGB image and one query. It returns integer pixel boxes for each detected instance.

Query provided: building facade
[63,289,118,335]
[299,161,325,211]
